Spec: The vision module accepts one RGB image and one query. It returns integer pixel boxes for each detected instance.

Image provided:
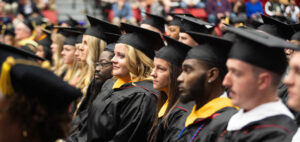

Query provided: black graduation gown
[217,115,297,142]
[278,81,300,126]
[174,107,237,142]
[150,102,194,142]
[87,79,159,142]
[67,78,104,142]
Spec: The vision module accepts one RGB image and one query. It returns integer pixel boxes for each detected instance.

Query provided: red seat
[106,8,142,23]
[42,10,58,24]
[173,8,208,21]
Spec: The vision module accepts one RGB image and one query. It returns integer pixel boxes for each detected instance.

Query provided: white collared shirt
[292,128,300,142]
[227,100,294,131]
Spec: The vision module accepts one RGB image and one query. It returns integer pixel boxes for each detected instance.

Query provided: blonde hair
[125,45,154,82]
[82,35,107,94]
[51,33,67,77]
[73,35,107,117]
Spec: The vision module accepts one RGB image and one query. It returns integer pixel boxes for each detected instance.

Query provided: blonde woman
[51,33,68,78]
[73,16,121,116]
[87,23,164,142]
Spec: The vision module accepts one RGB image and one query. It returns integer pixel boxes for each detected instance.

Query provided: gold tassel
[41,60,51,69]
[0,56,16,96]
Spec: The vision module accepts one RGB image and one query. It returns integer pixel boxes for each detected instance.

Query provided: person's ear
[206,67,219,83]
[257,72,271,90]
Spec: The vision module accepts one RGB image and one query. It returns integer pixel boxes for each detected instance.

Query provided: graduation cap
[76,34,83,44]
[186,31,232,47]
[258,15,294,39]
[222,31,237,42]
[0,24,14,36]
[245,18,263,29]
[104,43,116,52]
[103,32,120,44]
[167,13,194,26]
[226,26,299,75]
[63,15,79,27]
[31,16,49,26]
[176,15,214,34]
[142,12,166,33]
[50,26,86,38]
[84,15,121,41]
[38,36,52,48]
[185,31,232,73]
[58,28,85,45]
[61,29,83,46]
[230,15,247,25]
[291,23,300,32]
[0,43,44,70]
[155,36,192,66]
[0,57,82,112]
[23,19,34,31]
[117,23,164,59]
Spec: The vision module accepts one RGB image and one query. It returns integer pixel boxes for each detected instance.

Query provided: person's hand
[121,18,126,23]
[251,14,257,19]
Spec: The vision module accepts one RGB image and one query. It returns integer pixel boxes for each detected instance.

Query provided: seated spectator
[284,0,300,23]
[206,0,235,24]
[151,0,170,16]
[1,0,18,15]
[265,0,285,16]
[245,0,263,19]
[16,0,40,19]
[180,0,206,8]
[233,0,246,16]
[112,0,137,26]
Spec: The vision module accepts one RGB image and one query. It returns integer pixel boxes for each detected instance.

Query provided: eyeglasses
[95,61,112,67]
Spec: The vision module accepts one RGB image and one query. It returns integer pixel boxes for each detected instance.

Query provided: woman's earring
[208,80,212,83]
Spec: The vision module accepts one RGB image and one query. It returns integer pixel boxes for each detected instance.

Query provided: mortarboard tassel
[0,56,16,96]
[0,56,51,96]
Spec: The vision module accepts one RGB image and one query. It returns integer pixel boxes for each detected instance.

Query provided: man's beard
[180,73,206,104]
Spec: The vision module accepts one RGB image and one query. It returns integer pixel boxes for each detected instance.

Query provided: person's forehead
[183,59,204,68]
[100,51,113,59]
[227,58,253,69]
[290,52,300,66]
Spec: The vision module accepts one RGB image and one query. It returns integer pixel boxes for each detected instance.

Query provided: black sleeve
[88,92,157,142]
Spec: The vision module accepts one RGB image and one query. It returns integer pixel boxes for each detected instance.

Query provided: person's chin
[180,92,193,104]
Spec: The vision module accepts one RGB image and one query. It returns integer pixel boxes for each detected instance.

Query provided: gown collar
[227,99,295,131]
[185,97,235,127]
[158,99,169,118]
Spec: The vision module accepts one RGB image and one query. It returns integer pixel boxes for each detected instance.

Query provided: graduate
[67,33,120,142]
[257,14,294,40]
[87,23,164,142]
[166,13,194,40]
[0,25,15,46]
[36,29,52,62]
[171,31,237,142]
[77,15,121,95]
[140,12,166,35]
[0,43,82,142]
[61,15,80,28]
[218,26,298,142]
[148,36,192,142]
[176,15,214,47]
[284,46,300,142]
